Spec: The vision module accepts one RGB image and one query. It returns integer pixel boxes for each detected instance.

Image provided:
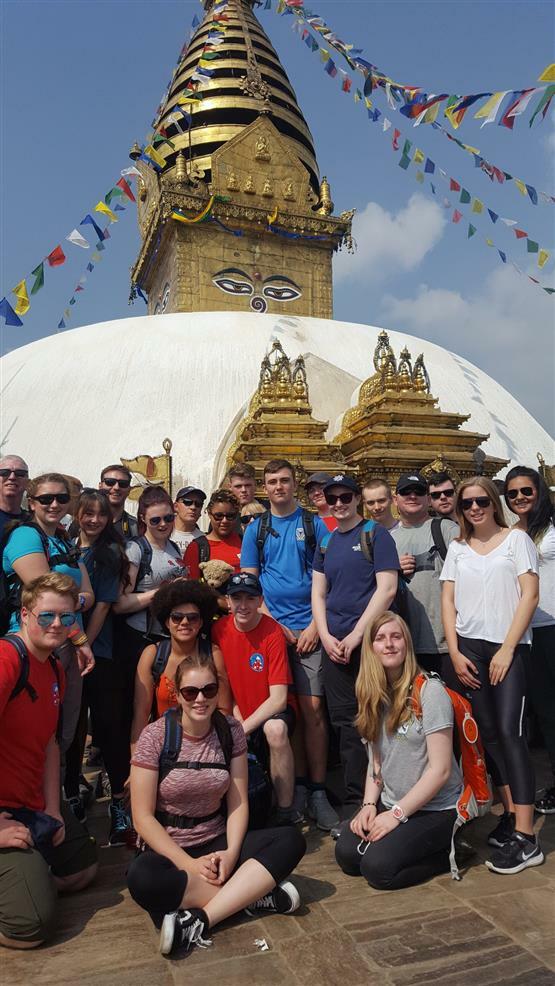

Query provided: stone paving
[4,758,555,986]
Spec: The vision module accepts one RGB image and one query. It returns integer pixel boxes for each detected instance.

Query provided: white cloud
[380,265,555,433]
[334,193,445,283]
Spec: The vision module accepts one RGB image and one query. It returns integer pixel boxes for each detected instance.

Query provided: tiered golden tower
[131,0,353,318]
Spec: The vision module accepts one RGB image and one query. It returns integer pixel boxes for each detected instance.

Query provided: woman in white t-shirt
[504,465,555,815]
[441,476,541,876]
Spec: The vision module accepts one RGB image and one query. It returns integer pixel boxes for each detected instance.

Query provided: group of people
[0,453,553,957]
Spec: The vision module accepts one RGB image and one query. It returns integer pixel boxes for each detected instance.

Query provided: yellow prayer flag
[444,103,463,129]
[486,239,494,247]
[145,143,167,168]
[422,102,440,125]
[538,249,550,269]
[95,201,117,223]
[13,279,30,316]
[319,48,329,63]
[413,148,425,164]
[267,206,279,225]
[538,63,555,82]
[474,91,504,121]
[415,170,424,183]
[364,97,373,109]
[514,179,527,197]
[471,198,484,214]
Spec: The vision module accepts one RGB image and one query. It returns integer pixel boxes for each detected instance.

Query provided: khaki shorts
[0,803,97,944]
[287,633,324,697]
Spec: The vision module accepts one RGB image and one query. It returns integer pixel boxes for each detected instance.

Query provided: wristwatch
[392,803,408,823]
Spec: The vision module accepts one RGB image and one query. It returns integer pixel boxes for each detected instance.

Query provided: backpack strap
[132,536,153,586]
[198,633,213,660]
[158,707,183,782]
[256,511,273,571]
[212,709,233,769]
[431,518,448,562]
[319,529,335,555]
[151,638,172,685]
[360,519,377,565]
[47,654,64,744]
[196,535,211,565]
[3,635,37,702]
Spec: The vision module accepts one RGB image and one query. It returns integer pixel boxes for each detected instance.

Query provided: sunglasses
[179,498,204,509]
[506,487,534,500]
[325,492,354,505]
[32,610,77,628]
[461,496,491,511]
[169,611,202,625]
[240,514,255,525]
[211,511,238,521]
[148,513,175,525]
[179,682,218,702]
[0,468,28,478]
[398,487,427,497]
[102,478,131,489]
[430,489,455,500]
[30,493,71,506]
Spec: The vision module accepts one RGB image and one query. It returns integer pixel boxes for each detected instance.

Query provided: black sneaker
[107,798,130,847]
[486,832,544,874]
[244,880,300,917]
[535,785,555,814]
[487,811,514,847]
[68,795,87,824]
[159,909,211,956]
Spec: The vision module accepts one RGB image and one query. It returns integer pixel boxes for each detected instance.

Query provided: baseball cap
[396,473,429,494]
[175,485,206,502]
[226,572,263,597]
[322,473,360,494]
[305,472,333,489]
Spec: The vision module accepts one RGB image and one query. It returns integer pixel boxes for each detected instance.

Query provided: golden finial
[412,354,430,393]
[373,330,395,373]
[317,176,334,215]
[175,151,187,182]
[398,346,413,391]
[162,438,172,454]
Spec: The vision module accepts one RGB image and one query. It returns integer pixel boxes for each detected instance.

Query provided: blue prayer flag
[0,296,23,326]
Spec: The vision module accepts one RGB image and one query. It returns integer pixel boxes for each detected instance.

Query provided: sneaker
[244,879,300,917]
[68,795,87,824]
[487,811,514,848]
[292,784,307,819]
[159,908,212,956]
[485,832,544,875]
[535,785,555,814]
[108,798,131,847]
[307,789,340,832]
[274,806,304,827]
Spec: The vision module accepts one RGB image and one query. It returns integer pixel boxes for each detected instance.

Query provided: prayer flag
[538,63,555,82]
[392,128,401,150]
[81,214,105,241]
[430,183,436,195]
[121,166,142,178]
[324,58,337,78]
[424,158,435,174]
[86,262,94,272]
[514,179,527,196]
[75,285,84,293]
[114,204,126,212]
[487,209,499,223]
[527,239,539,253]
[342,75,352,93]
[449,179,461,192]
[413,148,424,164]
[529,85,555,126]
[486,239,494,247]
[69,297,76,306]
[398,154,410,170]
[30,263,44,294]
[102,228,111,240]
[95,201,117,223]
[538,249,550,268]
[452,209,462,223]
[57,319,65,330]
[402,139,412,156]
[95,241,106,251]
[468,224,476,238]
[459,188,471,204]
[64,308,71,319]
[474,91,508,127]
[500,217,518,227]
[46,245,66,266]
[105,187,123,205]
[12,280,30,316]
[383,118,392,132]
[514,228,528,239]
[137,286,148,303]
[525,185,538,205]
[144,144,166,168]
[66,229,90,249]
[91,251,101,262]
[0,297,23,326]
[415,170,424,183]
[498,250,507,263]
[499,90,527,129]
[543,287,555,294]
[471,198,483,214]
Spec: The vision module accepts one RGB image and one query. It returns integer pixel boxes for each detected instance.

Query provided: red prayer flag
[392,128,401,150]
[514,228,528,239]
[46,245,66,267]
[452,209,463,223]
[115,177,136,203]
[449,179,461,192]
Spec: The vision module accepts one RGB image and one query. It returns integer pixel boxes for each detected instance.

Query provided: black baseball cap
[175,485,206,502]
[226,572,263,597]
[322,473,360,494]
[396,473,429,494]
[305,472,333,489]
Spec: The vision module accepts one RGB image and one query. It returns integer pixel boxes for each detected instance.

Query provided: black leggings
[457,637,535,804]
[335,808,456,890]
[321,645,367,809]
[127,826,306,926]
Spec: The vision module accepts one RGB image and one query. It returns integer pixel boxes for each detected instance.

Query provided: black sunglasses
[178,497,204,509]
[102,477,131,489]
[211,511,238,521]
[169,611,202,625]
[461,496,491,510]
[240,514,255,525]
[179,682,218,701]
[30,493,71,506]
[325,492,354,505]
[506,487,534,500]
[0,468,28,478]
[430,489,455,500]
[398,486,428,496]
[148,513,174,525]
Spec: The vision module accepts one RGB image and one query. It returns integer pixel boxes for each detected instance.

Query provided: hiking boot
[307,789,340,832]
[244,880,300,917]
[159,908,211,956]
[68,795,87,824]
[107,798,131,847]
[292,784,307,819]
[487,811,514,848]
[535,786,555,814]
[485,832,544,875]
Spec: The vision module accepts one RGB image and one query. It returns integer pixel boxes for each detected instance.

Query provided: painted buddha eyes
[213,275,253,296]
[263,283,301,302]
[212,268,302,306]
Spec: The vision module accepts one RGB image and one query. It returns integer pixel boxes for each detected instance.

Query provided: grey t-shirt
[125,539,183,633]
[373,678,463,812]
[171,526,203,555]
[391,519,458,653]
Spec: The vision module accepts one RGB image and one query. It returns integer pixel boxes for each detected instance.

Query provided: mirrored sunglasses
[32,610,77,628]
[179,682,218,701]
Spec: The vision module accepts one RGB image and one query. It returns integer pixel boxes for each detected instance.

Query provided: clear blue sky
[1,0,553,431]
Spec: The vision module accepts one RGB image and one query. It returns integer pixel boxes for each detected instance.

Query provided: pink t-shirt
[132,715,246,847]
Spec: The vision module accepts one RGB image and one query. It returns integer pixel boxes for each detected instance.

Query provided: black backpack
[130,535,185,586]
[1,634,63,742]
[151,633,213,686]
[255,508,316,574]
[430,517,449,562]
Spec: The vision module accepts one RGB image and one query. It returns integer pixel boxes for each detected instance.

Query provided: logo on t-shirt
[352,544,362,552]
[296,527,305,542]
[249,652,265,672]
[52,682,60,707]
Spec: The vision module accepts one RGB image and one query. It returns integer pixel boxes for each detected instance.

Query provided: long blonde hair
[455,475,507,542]
[355,611,419,743]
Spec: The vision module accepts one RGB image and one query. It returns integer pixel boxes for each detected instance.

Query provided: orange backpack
[410,672,492,879]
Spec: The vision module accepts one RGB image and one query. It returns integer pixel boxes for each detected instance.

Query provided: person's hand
[280,624,298,646]
[350,804,377,840]
[209,848,238,884]
[296,624,319,654]
[76,643,95,677]
[192,853,223,884]
[322,633,345,663]
[341,628,363,661]
[399,553,416,578]
[451,651,481,690]
[366,809,399,842]
[489,644,514,686]
[49,812,66,847]
[0,811,33,850]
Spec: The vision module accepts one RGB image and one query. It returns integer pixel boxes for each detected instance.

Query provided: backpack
[151,633,213,686]
[1,634,63,743]
[319,519,409,619]
[430,518,448,562]
[156,708,272,832]
[130,535,184,586]
[256,509,316,574]
[410,672,492,880]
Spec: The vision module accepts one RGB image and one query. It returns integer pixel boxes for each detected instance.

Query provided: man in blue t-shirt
[312,474,399,820]
[241,459,339,832]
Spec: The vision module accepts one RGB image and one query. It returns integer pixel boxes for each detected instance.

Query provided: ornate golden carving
[244,174,256,194]
[262,178,273,197]
[226,171,239,191]
[255,135,271,162]
[317,176,334,215]
[283,180,295,201]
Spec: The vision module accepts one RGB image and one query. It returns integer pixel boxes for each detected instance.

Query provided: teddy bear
[199,559,235,590]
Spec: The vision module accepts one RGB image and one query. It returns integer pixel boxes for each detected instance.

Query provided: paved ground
[4,755,555,986]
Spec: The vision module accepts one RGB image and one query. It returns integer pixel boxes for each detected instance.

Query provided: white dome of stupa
[1,311,552,493]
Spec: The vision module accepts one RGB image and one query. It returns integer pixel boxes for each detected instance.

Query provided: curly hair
[151,578,220,634]
[206,489,239,513]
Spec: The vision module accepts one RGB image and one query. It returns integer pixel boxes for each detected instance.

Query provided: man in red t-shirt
[212,572,300,825]
[0,573,97,950]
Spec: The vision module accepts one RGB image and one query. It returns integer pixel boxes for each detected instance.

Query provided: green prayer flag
[527,239,539,253]
[459,189,471,204]
[30,262,44,295]
[398,154,411,170]
[468,224,476,238]
[402,139,412,156]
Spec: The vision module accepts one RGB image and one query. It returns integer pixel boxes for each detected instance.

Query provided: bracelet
[69,629,88,647]
[361,802,376,808]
